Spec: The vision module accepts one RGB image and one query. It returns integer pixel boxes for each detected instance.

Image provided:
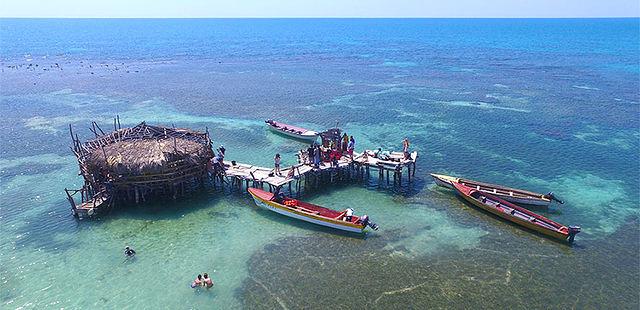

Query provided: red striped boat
[452,182,580,243]
[248,188,378,233]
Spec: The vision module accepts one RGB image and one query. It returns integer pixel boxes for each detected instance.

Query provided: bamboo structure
[65,120,214,218]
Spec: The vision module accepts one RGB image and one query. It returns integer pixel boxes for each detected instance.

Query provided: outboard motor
[360,215,379,231]
[567,226,581,243]
[545,192,564,204]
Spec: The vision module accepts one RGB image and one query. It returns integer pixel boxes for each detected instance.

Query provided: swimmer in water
[191,274,203,288]
[124,246,136,258]
[203,273,214,288]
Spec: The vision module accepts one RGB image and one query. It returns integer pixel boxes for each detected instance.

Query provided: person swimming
[191,274,203,288]
[124,246,136,258]
[203,273,214,288]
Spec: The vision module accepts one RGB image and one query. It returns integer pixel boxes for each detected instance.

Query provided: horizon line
[1,16,639,19]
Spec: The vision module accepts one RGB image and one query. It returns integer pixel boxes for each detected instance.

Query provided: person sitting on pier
[286,168,296,179]
[203,273,214,288]
[379,149,391,160]
[124,246,136,258]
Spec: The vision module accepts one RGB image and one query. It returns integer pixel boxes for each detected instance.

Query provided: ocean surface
[0,18,638,309]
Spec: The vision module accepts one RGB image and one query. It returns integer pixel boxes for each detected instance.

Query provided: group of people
[298,133,357,168]
[191,273,214,289]
[335,133,355,156]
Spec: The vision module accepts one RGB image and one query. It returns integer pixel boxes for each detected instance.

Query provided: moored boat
[430,173,562,206]
[452,182,580,242]
[248,187,378,233]
[265,119,319,143]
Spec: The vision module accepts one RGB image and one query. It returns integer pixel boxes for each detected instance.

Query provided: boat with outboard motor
[265,119,319,143]
[430,173,562,206]
[452,182,580,243]
[248,187,378,233]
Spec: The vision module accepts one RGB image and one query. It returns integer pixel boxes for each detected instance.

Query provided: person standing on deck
[274,153,282,176]
[313,145,321,168]
[307,145,315,165]
[341,133,349,153]
[402,137,411,160]
[347,136,355,158]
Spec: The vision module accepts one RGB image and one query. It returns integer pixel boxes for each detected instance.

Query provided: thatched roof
[81,122,213,175]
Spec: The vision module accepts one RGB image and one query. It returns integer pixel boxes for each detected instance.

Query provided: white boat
[248,188,378,233]
[265,119,318,143]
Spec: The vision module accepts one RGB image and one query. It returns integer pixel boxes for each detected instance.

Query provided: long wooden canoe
[430,173,562,206]
[248,188,378,233]
[452,182,580,242]
[265,119,318,143]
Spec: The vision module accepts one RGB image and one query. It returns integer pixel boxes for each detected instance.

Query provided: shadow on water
[98,190,227,221]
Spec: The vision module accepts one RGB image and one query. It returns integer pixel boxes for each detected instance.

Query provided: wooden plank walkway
[220,149,418,194]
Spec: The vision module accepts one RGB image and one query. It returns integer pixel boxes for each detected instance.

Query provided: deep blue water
[0,19,638,309]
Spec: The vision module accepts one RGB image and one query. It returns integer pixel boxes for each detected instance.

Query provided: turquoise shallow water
[0,19,639,308]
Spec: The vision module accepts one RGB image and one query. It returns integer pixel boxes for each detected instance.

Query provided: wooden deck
[221,149,418,194]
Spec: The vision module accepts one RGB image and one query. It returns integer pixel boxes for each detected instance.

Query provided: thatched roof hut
[87,131,211,175]
[70,121,214,206]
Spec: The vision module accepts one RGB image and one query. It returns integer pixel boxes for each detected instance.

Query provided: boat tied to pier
[452,182,580,242]
[265,119,319,143]
[430,173,562,206]
[248,187,379,233]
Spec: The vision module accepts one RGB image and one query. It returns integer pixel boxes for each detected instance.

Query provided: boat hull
[430,173,551,206]
[453,184,571,241]
[267,125,318,142]
[248,189,365,233]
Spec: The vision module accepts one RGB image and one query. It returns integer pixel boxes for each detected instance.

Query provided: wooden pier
[215,150,418,196]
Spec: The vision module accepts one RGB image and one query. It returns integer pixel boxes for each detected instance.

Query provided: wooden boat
[430,173,562,206]
[265,119,319,143]
[248,188,378,233]
[452,182,580,242]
